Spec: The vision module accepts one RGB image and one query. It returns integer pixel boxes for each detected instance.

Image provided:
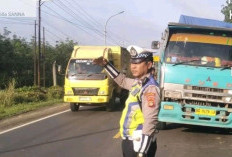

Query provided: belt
[122,136,133,140]
[122,134,157,141]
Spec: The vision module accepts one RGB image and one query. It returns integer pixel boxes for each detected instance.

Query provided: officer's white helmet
[127,45,153,64]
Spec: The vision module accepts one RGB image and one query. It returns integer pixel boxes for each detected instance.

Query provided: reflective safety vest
[119,75,158,138]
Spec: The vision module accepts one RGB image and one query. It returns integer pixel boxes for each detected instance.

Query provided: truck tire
[106,93,116,112]
[156,122,166,130]
[70,103,80,112]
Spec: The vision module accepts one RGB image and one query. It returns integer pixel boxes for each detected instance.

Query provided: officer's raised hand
[93,56,108,66]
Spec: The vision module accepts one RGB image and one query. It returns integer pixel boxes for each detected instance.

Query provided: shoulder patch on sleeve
[145,92,156,107]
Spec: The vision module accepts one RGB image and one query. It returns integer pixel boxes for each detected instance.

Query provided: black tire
[70,103,80,112]
[156,122,166,130]
[106,93,116,112]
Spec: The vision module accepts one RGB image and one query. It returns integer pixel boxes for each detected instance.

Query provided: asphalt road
[0,105,232,157]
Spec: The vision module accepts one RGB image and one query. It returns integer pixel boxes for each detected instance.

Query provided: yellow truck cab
[64,46,131,111]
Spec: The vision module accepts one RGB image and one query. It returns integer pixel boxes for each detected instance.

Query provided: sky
[0,0,227,48]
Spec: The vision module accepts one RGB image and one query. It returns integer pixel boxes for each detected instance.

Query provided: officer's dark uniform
[95,45,160,157]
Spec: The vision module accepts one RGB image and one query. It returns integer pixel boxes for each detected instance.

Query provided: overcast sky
[0,0,227,48]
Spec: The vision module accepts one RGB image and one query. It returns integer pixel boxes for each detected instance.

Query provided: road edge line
[0,109,70,135]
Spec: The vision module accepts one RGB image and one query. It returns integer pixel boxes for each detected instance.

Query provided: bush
[0,79,15,107]
[47,86,63,99]
[0,83,63,107]
[14,86,47,104]
[14,91,47,104]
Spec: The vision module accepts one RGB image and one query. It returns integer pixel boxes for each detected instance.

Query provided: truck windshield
[164,33,232,68]
[67,59,103,77]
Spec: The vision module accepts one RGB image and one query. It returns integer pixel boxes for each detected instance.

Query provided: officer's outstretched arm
[93,56,134,90]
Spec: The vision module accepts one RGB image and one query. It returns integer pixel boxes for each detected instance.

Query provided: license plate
[79,97,91,101]
[195,108,216,116]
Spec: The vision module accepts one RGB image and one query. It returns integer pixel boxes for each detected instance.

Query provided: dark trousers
[122,139,157,157]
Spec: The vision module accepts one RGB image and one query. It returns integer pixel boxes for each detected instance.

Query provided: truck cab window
[164,33,232,67]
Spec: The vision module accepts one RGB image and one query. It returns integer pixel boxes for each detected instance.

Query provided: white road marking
[0,109,70,135]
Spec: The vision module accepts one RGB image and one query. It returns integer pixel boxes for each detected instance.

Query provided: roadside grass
[0,99,63,120]
[0,80,64,120]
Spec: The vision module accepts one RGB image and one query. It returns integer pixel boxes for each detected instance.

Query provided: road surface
[0,105,232,157]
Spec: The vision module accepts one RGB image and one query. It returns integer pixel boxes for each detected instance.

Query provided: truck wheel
[106,93,116,112]
[70,103,80,112]
[156,122,166,130]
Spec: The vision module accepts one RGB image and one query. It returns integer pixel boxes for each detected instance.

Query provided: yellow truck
[64,46,131,111]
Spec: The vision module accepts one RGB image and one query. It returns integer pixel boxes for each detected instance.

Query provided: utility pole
[52,61,57,86]
[43,27,46,87]
[38,0,41,87]
[34,20,37,86]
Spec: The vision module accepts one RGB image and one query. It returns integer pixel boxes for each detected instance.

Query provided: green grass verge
[0,99,63,120]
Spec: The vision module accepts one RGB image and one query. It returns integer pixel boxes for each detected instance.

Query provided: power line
[1,0,127,46]
[42,5,96,30]
[64,0,103,30]
[68,0,129,45]
[70,0,103,28]
[0,17,34,25]
[42,19,73,39]
[45,28,63,41]
[0,21,34,25]
[54,0,123,45]
[66,0,127,46]
[42,5,102,43]
[45,33,60,44]
[49,0,105,42]
[53,0,106,39]
[69,0,128,44]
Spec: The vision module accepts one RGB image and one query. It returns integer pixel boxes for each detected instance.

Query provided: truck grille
[72,88,99,96]
[185,100,232,108]
[164,84,232,108]
[191,86,223,93]
[190,93,222,100]
[184,85,229,102]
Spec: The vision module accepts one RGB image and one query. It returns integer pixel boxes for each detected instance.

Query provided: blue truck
[156,15,232,129]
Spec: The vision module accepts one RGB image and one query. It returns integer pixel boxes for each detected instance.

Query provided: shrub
[14,86,47,104]
[47,86,63,99]
[0,79,16,107]
[0,83,63,107]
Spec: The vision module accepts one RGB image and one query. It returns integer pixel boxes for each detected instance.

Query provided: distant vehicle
[63,46,131,111]
[154,15,232,129]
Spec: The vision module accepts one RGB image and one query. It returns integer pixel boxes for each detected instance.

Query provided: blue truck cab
[158,16,232,129]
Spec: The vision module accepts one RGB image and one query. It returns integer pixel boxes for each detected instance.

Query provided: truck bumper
[158,102,232,128]
[64,95,109,104]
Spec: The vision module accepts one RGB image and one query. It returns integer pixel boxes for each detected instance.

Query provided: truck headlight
[98,91,105,95]
[164,90,182,98]
[67,90,73,94]
[225,97,232,102]
[228,90,232,95]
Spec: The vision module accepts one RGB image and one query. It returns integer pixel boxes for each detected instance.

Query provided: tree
[0,28,34,88]
[44,39,77,86]
[221,0,232,22]
[0,28,77,89]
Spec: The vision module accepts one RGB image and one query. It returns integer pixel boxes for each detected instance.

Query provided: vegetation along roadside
[0,80,64,120]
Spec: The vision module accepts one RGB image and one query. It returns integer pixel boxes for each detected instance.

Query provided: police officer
[93,45,160,157]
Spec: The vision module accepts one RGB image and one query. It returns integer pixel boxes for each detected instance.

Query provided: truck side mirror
[151,41,160,49]
[58,65,62,74]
